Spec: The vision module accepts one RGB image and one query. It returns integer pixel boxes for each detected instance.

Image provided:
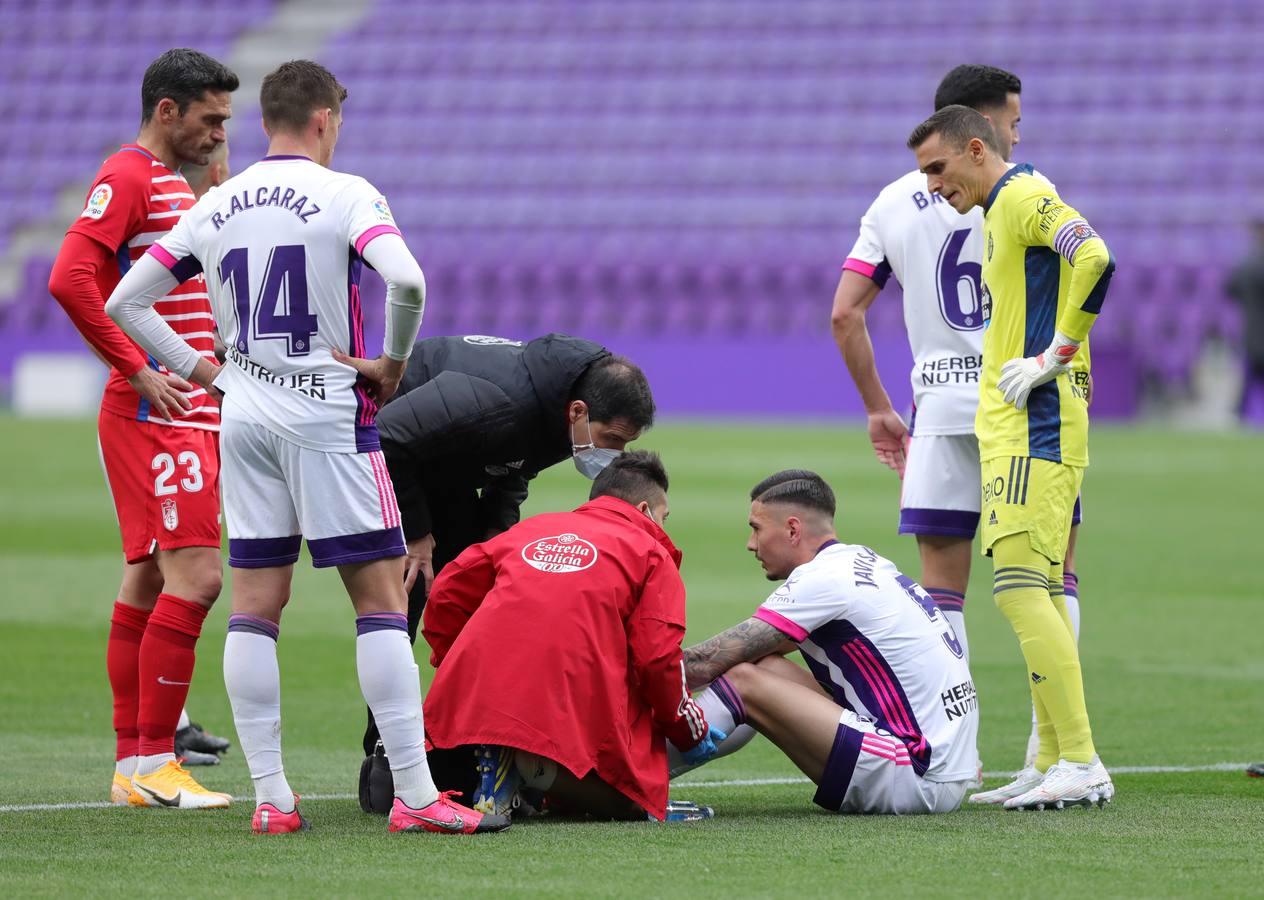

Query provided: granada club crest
[161,498,179,532]
[521,533,598,573]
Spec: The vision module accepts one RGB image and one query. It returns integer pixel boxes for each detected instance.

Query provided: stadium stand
[1,0,1258,411]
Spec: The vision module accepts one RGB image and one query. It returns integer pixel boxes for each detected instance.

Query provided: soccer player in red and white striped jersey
[48,48,238,809]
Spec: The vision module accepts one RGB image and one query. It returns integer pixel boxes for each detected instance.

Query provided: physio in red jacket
[422,450,724,821]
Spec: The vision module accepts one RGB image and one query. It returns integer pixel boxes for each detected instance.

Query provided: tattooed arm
[682,617,796,691]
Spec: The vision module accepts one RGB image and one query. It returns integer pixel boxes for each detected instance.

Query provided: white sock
[177,708,191,731]
[355,620,437,809]
[224,627,293,812]
[668,680,758,778]
[1064,593,1081,642]
[136,753,175,776]
[115,756,137,778]
[515,751,558,790]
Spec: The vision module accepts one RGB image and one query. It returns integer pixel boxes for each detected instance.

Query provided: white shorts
[897,433,1082,539]
[813,709,968,815]
[220,415,405,569]
[899,433,982,538]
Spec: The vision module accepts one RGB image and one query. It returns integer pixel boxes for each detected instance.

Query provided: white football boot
[968,765,1044,805]
[1003,756,1114,810]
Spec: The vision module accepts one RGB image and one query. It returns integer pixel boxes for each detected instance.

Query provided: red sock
[137,594,208,757]
[108,602,151,761]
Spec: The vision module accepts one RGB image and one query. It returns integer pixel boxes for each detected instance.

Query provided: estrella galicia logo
[521,533,598,573]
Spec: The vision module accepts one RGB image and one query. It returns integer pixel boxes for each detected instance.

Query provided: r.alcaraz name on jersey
[752,541,979,783]
[978,164,1115,467]
[149,156,407,453]
[64,144,219,430]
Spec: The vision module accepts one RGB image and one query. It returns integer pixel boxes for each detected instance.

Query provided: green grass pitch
[0,416,1260,897]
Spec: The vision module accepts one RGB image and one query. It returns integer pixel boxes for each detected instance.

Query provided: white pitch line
[0,763,1253,813]
[675,762,1256,789]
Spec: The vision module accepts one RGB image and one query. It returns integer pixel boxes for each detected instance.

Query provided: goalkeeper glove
[996,332,1081,410]
[676,726,728,766]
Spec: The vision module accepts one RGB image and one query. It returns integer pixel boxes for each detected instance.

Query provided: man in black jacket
[359,334,655,807]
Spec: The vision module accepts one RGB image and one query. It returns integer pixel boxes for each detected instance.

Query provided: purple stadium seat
[3,0,1262,401]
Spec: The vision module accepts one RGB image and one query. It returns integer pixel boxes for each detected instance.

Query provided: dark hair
[907,104,1001,154]
[260,60,348,133]
[934,64,1021,112]
[571,355,655,432]
[590,450,669,506]
[750,469,835,519]
[141,48,238,122]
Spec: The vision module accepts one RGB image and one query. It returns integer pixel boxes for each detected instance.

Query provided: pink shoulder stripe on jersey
[842,257,877,278]
[147,244,179,269]
[354,224,402,256]
[754,606,808,643]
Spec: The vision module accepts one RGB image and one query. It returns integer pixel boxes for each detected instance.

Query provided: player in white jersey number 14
[676,470,978,816]
[830,65,1086,775]
[107,60,508,836]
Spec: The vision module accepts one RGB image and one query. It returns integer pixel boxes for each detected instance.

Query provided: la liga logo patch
[521,532,598,573]
[81,183,112,219]
[372,197,393,222]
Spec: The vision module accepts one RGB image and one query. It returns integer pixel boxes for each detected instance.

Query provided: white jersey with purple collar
[753,540,979,782]
[150,155,403,453]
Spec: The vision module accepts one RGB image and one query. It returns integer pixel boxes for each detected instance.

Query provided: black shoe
[175,722,231,756]
[358,741,395,814]
[178,748,221,767]
[1248,763,1264,778]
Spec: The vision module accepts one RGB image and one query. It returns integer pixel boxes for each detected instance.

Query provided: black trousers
[361,488,486,756]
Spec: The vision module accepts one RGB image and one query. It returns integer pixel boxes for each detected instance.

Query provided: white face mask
[571,413,620,480]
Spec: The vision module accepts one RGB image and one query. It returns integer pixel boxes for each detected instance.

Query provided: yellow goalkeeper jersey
[978,164,1115,467]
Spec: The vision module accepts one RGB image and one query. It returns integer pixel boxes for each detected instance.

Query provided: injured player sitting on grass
[675,470,980,815]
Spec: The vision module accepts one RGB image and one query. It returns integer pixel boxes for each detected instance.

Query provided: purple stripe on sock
[927,589,966,613]
[355,613,408,636]
[1064,572,1079,599]
[711,675,747,726]
[228,613,280,641]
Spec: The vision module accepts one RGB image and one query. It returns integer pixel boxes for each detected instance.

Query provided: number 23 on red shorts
[98,409,221,563]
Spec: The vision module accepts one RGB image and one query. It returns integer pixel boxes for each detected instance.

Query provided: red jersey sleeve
[50,154,155,377]
[422,542,497,668]
[627,548,708,750]
[66,155,152,253]
[49,231,148,377]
